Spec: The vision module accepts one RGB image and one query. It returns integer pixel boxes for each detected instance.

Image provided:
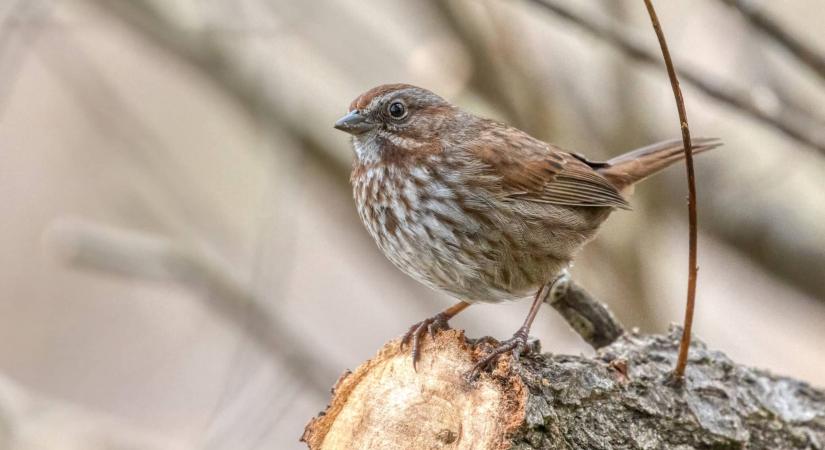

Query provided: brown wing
[472,123,630,209]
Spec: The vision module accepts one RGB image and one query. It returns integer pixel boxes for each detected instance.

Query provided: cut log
[302,327,825,449]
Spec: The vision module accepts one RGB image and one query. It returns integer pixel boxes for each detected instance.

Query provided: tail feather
[598,137,722,193]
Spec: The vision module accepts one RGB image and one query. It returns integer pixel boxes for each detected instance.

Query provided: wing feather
[470,121,630,209]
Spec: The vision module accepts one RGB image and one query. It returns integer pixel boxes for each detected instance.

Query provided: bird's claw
[401,312,452,371]
[466,328,531,381]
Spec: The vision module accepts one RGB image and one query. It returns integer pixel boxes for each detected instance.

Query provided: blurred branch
[703,202,825,302]
[87,0,825,319]
[44,218,337,395]
[0,0,50,119]
[527,0,825,155]
[649,167,825,303]
[87,0,350,179]
[431,1,524,125]
[716,0,825,83]
[0,373,178,450]
[88,0,456,321]
[36,30,237,241]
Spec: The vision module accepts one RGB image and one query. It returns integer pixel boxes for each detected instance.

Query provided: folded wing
[470,122,630,210]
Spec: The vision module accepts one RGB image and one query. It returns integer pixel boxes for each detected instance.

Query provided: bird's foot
[401,312,452,371]
[466,327,531,381]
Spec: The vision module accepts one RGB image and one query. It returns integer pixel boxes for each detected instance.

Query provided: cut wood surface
[302,329,526,450]
[302,327,825,449]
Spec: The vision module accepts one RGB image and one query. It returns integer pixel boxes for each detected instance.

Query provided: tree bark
[302,327,825,449]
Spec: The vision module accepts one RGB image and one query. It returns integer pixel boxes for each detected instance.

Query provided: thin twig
[717,0,825,83]
[528,0,825,156]
[641,0,696,381]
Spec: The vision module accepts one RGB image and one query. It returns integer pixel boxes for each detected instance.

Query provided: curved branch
[641,0,697,382]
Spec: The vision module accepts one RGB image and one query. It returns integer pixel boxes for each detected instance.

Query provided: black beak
[334,110,374,135]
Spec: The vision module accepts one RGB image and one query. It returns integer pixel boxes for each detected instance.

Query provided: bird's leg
[467,270,571,380]
[402,301,471,371]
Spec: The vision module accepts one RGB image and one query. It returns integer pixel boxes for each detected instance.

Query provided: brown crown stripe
[349,83,417,111]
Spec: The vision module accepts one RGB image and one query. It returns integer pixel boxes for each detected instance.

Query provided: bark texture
[303,327,825,449]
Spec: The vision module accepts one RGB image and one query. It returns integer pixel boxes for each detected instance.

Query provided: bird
[334,83,718,377]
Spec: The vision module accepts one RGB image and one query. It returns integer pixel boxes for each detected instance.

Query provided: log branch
[545,281,624,350]
[302,327,825,449]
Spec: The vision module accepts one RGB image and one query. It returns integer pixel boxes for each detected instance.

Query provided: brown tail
[598,137,722,193]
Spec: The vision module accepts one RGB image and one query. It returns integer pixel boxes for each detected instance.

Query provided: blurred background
[1,0,824,448]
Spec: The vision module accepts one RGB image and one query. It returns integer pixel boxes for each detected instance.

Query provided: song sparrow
[335,83,718,377]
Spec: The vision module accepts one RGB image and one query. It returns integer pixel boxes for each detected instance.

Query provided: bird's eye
[388,101,407,119]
